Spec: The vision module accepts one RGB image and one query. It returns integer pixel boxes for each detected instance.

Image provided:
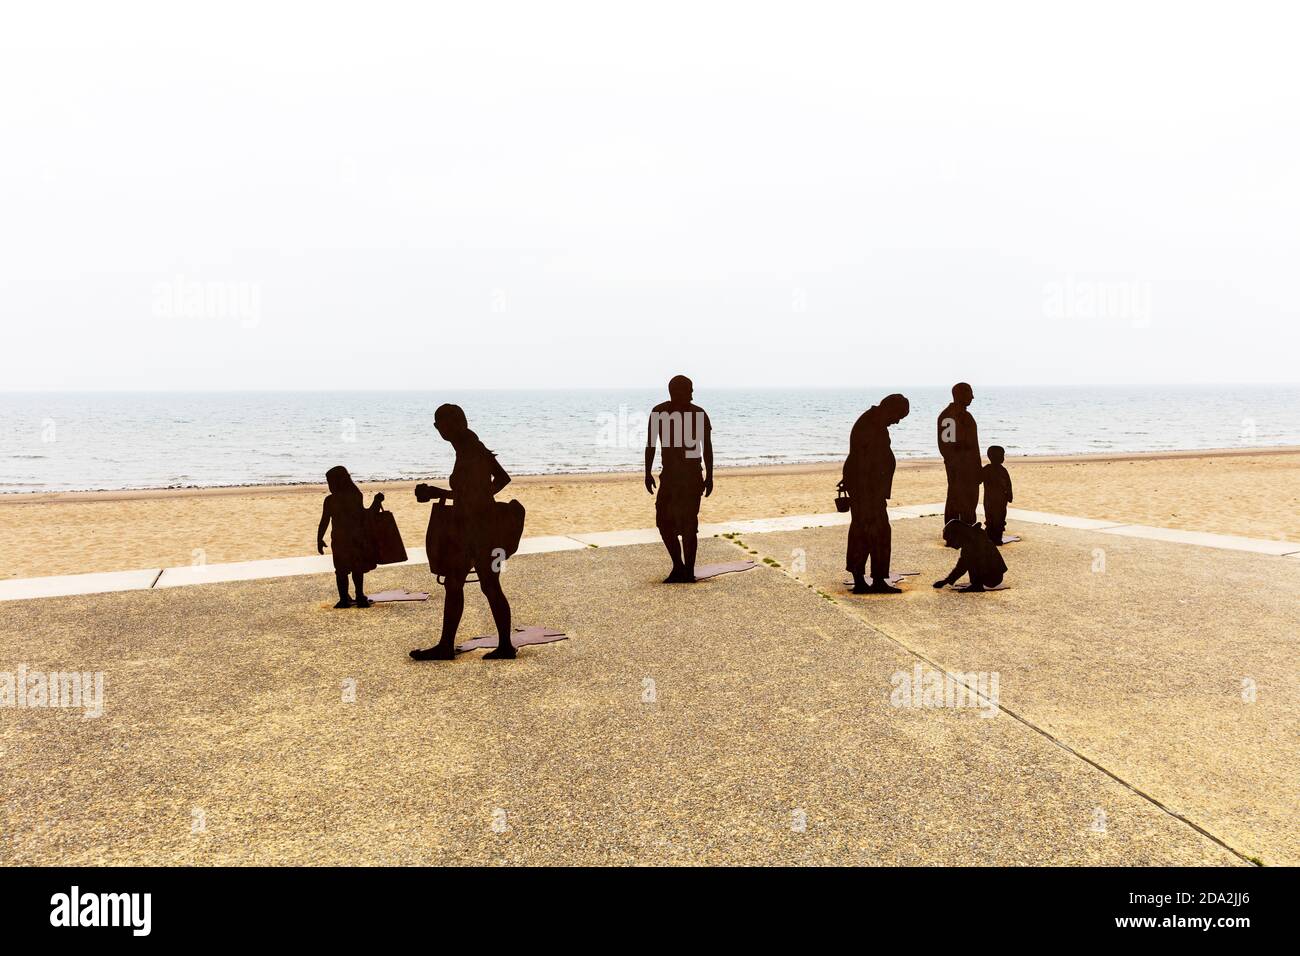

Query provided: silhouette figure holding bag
[317,465,385,608]
[937,382,980,537]
[842,394,909,594]
[934,519,1007,592]
[410,404,521,661]
[981,445,1013,545]
[645,375,713,583]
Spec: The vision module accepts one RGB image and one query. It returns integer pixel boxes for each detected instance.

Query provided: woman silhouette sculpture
[410,404,514,660]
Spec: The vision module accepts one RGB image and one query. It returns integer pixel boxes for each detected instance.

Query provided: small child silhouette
[981,445,1014,545]
[317,465,384,608]
[933,519,1007,592]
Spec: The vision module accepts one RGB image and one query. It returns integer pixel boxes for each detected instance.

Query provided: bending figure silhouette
[842,393,909,594]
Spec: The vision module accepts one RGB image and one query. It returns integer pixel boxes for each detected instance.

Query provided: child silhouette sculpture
[933,519,1007,592]
[318,465,384,608]
[981,445,1014,545]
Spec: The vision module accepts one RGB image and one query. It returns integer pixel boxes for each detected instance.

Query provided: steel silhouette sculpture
[981,444,1014,544]
[841,393,910,593]
[937,382,980,537]
[317,465,384,608]
[645,375,714,583]
[410,404,518,660]
[934,519,1007,591]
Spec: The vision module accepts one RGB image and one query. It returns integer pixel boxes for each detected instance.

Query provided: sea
[1,386,1297,494]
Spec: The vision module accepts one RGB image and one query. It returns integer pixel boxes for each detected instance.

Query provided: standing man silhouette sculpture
[842,393,910,594]
[645,375,713,583]
[937,382,980,538]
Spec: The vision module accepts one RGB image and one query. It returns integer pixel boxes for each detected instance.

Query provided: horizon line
[3,382,1299,394]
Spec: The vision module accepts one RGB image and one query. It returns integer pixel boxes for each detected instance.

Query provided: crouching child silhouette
[318,465,385,607]
[981,445,1013,545]
[933,519,1007,592]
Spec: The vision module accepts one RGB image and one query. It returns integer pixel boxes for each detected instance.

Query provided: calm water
[1,387,1297,493]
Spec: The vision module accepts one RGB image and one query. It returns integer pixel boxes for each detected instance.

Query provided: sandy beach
[1,447,1298,580]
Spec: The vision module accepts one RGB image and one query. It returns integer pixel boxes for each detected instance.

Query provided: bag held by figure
[492,499,526,560]
[367,503,408,565]
[425,498,458,577]
[425,498,527,578]
[834,484,852,513]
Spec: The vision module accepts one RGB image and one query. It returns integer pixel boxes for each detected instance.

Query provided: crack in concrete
[735,536,1260,867]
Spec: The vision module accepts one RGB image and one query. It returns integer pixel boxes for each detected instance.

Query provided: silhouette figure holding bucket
[645,375,713,583]
[841,394,909,594]
[937,382,980,536]
[317,465,384,608]
[410,405,516,660]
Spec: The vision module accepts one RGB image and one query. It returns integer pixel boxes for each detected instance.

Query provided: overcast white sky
[1,1,1298,390]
